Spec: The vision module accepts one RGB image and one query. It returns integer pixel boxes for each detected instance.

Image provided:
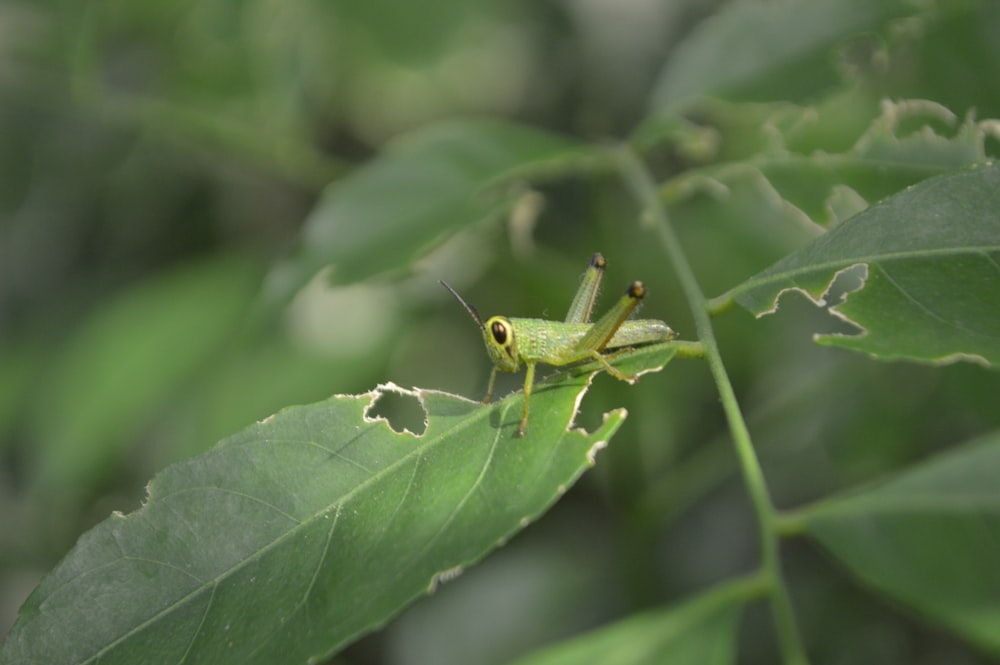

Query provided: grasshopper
[441,253,675,437]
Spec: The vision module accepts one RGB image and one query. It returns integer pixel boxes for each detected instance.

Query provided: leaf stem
[670,339,706,359]
[615,145,809,665]
[706,292,738,316]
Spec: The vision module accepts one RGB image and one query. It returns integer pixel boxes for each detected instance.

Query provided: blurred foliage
[1,0,1000,663]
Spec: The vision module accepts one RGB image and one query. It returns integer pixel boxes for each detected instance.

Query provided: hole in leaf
[985,130,1000,160]
[767,263,869,336]
[824,262,867,308]
[367,388,427,436]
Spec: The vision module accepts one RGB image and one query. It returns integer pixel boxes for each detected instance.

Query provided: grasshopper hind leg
[565,253,606,324]
[588,348,637,382]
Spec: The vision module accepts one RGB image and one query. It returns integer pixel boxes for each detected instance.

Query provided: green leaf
[0,346,676,665]
[798,430,1000,654]
[727,162,1000,368]
[645,0,917,113]
[505,577,754,665]
[297,118,598,284]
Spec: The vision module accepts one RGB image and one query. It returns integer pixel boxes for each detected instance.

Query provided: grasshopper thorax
[483,315,520,372]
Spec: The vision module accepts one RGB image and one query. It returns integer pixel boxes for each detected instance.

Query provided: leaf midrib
[807,494,1000,522]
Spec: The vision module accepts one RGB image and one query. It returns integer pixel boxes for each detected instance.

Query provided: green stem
[616,145,809,665]
[706,292,738,316]
[670,339,706,359]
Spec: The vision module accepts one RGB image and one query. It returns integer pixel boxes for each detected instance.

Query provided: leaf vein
[878,265,979,334]
[177,582,216,665]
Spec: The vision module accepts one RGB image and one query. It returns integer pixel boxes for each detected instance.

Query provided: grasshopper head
[440,281,520,372]
[482,316,519,372]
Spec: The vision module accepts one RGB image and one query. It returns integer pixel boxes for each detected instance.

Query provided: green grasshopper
[441,253,675,437]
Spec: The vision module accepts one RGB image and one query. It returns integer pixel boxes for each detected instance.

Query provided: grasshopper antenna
[440,280,485,331]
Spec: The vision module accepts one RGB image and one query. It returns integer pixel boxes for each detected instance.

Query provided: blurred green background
[2,0,1000,663]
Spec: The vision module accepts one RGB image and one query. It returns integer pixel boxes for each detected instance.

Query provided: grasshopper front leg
[479,345,534,437]
[483,366,499,404]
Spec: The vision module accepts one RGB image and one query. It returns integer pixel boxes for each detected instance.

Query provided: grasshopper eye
[484,316,517,366]
[491,320,508,345]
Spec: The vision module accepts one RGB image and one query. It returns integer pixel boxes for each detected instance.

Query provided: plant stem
[616,145,809,665]
[670,339,706,359]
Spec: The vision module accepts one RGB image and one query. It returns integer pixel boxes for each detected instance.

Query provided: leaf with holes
[726,163,1000,368]
[0,345,676,665]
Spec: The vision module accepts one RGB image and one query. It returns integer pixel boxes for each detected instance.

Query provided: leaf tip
[585,407,628,465]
